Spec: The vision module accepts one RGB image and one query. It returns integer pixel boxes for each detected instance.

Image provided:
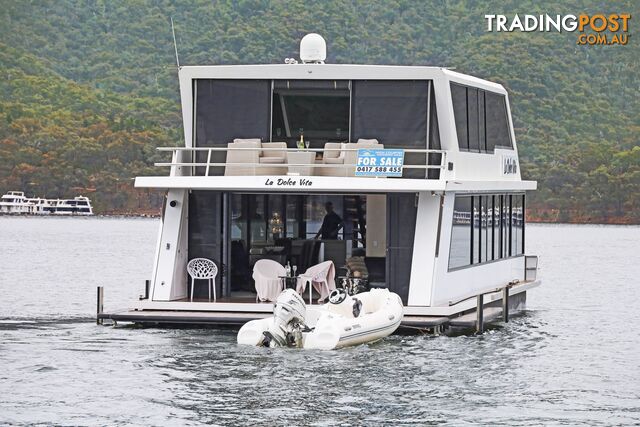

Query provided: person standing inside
[315,201,343,240]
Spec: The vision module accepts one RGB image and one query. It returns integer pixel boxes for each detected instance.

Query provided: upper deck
[136,64,536,193]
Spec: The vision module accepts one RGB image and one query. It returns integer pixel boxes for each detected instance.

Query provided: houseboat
[99,35,540,332]
[0,191,93,215]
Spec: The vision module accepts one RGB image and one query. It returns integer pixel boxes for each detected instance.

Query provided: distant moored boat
[0,191,93,216]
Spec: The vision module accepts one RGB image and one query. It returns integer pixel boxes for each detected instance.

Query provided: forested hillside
[0,0,638,221]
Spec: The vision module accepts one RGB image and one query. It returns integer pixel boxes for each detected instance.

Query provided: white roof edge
[445,180,537,192]
[177,63,505,91]
[442,68,506,94]
[135,175,447,193]
[134,176,535,192]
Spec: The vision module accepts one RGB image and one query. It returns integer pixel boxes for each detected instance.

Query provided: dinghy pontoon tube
[237,288,403,350]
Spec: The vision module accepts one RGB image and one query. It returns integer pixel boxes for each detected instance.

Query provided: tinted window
[472,196,481,264]
[481,195,490,262]
[485,91,512,149]
[493,195,501,260]
[451,84,468,150]
[478,91,486,151]
[512,195,524,255]
[195,79,270,146]
[503,195,511,257]
[352,80,429,179]
[272,92,349,142]
[427,84,442,179]
[449,196,472,269]
[467,88,479,152]
[352,80,428,147]
[451,83,513,152]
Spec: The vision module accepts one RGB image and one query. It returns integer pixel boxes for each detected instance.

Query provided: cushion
[357,138,379,144]
[259,157,286,164]
[234,138,262,144]
[323,157,345,164]
[229,140,261,149]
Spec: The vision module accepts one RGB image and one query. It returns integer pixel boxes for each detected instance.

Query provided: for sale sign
[355,149,405,177]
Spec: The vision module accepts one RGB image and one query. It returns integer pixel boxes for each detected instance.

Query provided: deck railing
[154,146,447,179]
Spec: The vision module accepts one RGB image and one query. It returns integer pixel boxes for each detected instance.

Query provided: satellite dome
[300,33,326,63]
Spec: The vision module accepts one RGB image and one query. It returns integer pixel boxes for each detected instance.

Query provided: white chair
[253,259,286,302]
[225,139,261,176]
[187,258,218,302]
[296,260,336,304]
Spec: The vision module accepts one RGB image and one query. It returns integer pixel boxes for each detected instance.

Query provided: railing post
[205,148,212,176]
[502,286,510,323]
[476,294,484,333]
[140,280,150,300]
[96,286,104,325]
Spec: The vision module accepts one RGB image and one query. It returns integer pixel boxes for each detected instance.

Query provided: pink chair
[296,260,336,304]
[253,259,286,302]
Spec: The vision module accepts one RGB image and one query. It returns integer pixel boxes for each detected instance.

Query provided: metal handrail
[154,146,447,178]
[157,147,447,153]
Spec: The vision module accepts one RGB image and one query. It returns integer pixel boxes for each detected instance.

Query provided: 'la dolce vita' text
[264,178,312,187]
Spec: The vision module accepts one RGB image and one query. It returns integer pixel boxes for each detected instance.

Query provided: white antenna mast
[170,16,180,68]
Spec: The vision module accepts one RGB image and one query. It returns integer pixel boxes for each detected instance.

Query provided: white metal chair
[187,258,218,302]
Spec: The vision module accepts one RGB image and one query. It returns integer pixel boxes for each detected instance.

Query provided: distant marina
[0,191,93,215]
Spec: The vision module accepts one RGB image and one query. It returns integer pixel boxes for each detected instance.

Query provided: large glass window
[448,193,526,270]
[511,195,524,255]
[451,84,468,150]
[449,196,472,269]
[272,80,350,146]
[472,196,481,264]
[503,195,511,258]
[195,79,271,146]
[427,84,442,180]
[451,83,513,153]
[493,195,501,260]
[481,195,490,262]
[485,91,513,150]
[352,80,429,148]
[468,88,480,152]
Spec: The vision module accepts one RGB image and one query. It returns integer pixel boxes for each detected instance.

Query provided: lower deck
[98,280,537,333]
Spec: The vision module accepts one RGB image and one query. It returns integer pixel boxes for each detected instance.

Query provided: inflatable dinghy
[237,288,403,350]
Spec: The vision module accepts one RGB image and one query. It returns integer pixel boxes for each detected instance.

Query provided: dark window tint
[195,79,270,146]
[451,84,468,150]
[485,91,512,149]
[352,80,429,179]
[272,81,349,144]
[428,84,442,179]
[451,83,513,152]
[194,80,270,175]
[352,80,428,147]
[478,91,486,151]
[449,196,472,269]
[467,88,479,152]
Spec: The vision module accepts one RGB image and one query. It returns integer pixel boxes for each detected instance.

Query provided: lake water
[1,218,639,425]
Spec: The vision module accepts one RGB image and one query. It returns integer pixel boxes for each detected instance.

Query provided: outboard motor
[261,289,307,347]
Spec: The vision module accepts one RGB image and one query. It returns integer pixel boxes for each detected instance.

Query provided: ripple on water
[1,220,640,425]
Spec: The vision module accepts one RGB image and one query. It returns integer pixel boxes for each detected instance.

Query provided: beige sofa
[224,139,287,176]
[318,139,382,176]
